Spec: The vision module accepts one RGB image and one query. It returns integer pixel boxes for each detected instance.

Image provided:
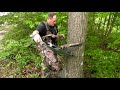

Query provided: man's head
[47,12,57,26]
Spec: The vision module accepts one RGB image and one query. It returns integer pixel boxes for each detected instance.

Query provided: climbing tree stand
[36,42,83,78]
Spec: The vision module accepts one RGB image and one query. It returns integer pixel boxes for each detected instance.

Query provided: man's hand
[51,34,56,38]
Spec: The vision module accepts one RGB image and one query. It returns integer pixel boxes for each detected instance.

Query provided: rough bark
[58,12,88,78]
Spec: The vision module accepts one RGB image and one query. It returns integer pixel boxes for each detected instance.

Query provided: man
[31,12,65,48]
[30,12,64,77]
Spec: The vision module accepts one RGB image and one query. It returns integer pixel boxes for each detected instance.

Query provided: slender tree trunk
[106,14,118,36]
[58,12,88,78]
[104,13,112,36]
[97,17,102,31]
[103,17,107,31]
[92,12,96,31]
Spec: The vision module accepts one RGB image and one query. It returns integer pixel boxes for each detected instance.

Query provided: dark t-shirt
[36,22,58,45]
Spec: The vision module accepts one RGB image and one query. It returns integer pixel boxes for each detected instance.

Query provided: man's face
[48,15,57,26]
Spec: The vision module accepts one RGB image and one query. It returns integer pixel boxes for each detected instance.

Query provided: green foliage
[0,38,42,69]
[85,35,100,50]
[85,12,120,78]
[56,12,68,45]
[107,32,120,49]
[85,49,120,78]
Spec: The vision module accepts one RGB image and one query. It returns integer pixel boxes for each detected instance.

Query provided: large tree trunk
[58,12,88,78]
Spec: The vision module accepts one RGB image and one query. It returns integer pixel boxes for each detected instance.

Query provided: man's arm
[50,34,65,39]
[30,30,39,37]
[30,30,44,45]
[30,22,47,45]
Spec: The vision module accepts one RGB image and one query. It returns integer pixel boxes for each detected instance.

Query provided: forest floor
[0,26,14,78]
[0,26,41,78]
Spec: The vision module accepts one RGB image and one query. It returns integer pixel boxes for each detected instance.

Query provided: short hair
[48,12,56,19]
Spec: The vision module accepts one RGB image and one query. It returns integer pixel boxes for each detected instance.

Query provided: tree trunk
[58,12,88,78]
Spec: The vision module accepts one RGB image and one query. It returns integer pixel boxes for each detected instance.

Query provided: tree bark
[58,12,88,78]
